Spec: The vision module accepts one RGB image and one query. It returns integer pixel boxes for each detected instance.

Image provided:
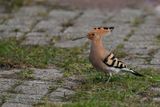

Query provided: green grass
[0,38,90,76]
[15,69,34,80]
[124,30,134,41]
[0,0,24,12]
[63,68,160,107]
[131,17,144,27]
[156,34,160,43]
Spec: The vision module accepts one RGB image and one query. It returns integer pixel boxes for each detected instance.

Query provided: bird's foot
[107,73,112,83]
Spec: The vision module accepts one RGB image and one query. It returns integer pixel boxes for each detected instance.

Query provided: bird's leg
[107,72,112,82]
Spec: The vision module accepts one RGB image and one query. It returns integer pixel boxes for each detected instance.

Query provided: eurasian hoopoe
[87,27,143,81]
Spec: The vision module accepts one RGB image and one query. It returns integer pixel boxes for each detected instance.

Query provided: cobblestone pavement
[0,3,160,107]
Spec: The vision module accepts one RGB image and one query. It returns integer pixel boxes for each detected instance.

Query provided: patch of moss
[131,17,144,27]
[145,48,158,64]
[7,80,23,93]
[50,36,62,44]
[156,34,160,43]
[124,30,134,41]
[15,69,34,80]
[34,101,62,107]
[0,94,11,106]
[0,0,23,12]
[113,44,128,58]
[62,21,74,28]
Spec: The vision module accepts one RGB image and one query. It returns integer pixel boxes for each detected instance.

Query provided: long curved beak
[72,36,86,41]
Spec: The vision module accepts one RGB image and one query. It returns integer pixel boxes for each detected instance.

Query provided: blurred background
[0,0,160,10]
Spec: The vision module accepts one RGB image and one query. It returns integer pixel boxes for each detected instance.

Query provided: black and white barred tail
[121,68,143,77]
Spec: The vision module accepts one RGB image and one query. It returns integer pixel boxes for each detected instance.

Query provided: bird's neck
[91,39,104,49]
[91,39,107,58]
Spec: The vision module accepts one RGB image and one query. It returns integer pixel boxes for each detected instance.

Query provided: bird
[87,27,143,81]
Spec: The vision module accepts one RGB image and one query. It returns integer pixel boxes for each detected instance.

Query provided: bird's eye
[92,33,95,36]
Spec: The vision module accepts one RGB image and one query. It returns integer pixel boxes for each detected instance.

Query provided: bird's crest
[87,27,114,40]
[93,27,114,34]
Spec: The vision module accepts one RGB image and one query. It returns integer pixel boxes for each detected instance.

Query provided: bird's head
[87,27,114,40]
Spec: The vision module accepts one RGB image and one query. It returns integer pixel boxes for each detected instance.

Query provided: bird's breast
[89,51,106,71]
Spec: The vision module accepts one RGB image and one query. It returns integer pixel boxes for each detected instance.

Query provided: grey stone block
[54,38,88,48]
[153,97,160,102]
[15,6,48,18]
[63,25,91,38]
[33,20,62,35]
[32,68,63,81]
[111,8,144,23]
[22,32,51,45]
[0,79,18,92]
[151,50,160,65]
[48,10,79,23]
[7,94,42,104]
[2,103,32,107]
[74,9,106,26]
[14,80,52,95]
[0,32,24,39]
[49,88,75,102]
[0,69,21,78]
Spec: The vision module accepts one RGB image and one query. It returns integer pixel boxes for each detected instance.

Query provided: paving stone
[54,38,88,48]
[63,25,91,38]
[0,32,24,39]
[33,19,62,36]
[155,5,160,17]
[0,24,7,33]
[2,103,32,107]
[151,50,160,65]
[0,79,18,92]
[7,94,42,105]
[3,17,37,33]
[150,87,160,93]
[74,9,106,26]
[144,15,160,25]
[32,68,63,81]
[153,97,160,102]
[14,80,52,95]
[63,75,84,90]
[7,17,36,28]
[123,57,146,66]
[15,6,48,18]
[48,10,79,23]
[0,69,21,78]
[103,24,132,50]
[135,25,160,36]
[139,64,160,68]
[49,88,75,102]
[110,8,144,23]
[22,32,51,45]
[63,10,107,37]
[129,34,156,41]
[0,100,1,105]
[63,80,77,90]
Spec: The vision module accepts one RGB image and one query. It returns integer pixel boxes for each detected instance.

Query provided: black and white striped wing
[103,53,127,69]
[103,53,143,76]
